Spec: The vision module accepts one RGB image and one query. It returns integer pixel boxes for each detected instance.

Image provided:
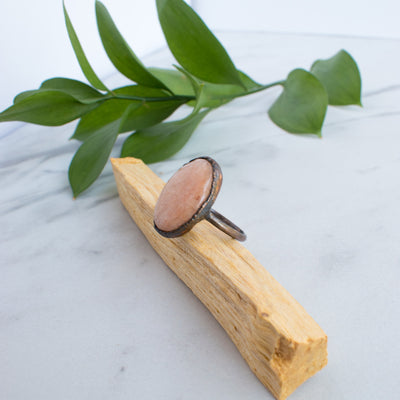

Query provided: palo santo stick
[111,157,327,400]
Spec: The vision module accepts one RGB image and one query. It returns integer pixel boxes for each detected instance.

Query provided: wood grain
[111,157,327,399]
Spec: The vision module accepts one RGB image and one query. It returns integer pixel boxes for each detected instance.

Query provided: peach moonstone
[154,159,213,232]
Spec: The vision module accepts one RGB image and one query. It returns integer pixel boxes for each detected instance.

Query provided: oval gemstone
[154,158,213,232]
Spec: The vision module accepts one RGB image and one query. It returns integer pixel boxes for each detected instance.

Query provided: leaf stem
[105,94,196,102]
[235,80,285,99]
[204,80,285,103]
[102,80,283,105]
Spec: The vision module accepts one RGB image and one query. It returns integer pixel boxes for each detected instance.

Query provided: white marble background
[1,32,400,399]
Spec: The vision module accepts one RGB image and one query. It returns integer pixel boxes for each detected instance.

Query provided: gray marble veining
[1,32,400,400]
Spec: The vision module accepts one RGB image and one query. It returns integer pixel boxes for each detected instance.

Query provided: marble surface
[1,32,400,399]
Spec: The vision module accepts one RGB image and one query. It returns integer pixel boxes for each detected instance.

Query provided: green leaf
[113,85,173,98]
[199,71,262,106]
[13,79,105,105]
[120,98,185,133]
[173,65,244,109]
[238,70,263,91]
[172,65,232,110]
[148,67,195,96]
[68,103,137,197]
[151,65,249,108]
[13,90,38,104]
[114,84,187,133]
[63,1,108,91]
[71,99,137,141]
[268,69,328,136]
[40,78,105,103]
[72,85,185,141]
[156,0,242,86]
[148,68,261,101]
[73,85,162,141]
[310,49,362,106]
[121,109,210,163]
[95,1,167,90]
[196,80,246,108]
[0,90,97,126]
[68,122,118,197]
[177,70,215,111]
[149,66,262,108]
[173,65,202,97]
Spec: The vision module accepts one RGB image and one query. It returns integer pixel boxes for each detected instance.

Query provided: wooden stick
[111,157,327,400]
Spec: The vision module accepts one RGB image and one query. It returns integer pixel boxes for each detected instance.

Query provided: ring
[153,157,246,241]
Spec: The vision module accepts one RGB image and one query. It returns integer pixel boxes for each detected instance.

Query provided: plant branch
[235,80,285,99]
[105,94,196,102]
